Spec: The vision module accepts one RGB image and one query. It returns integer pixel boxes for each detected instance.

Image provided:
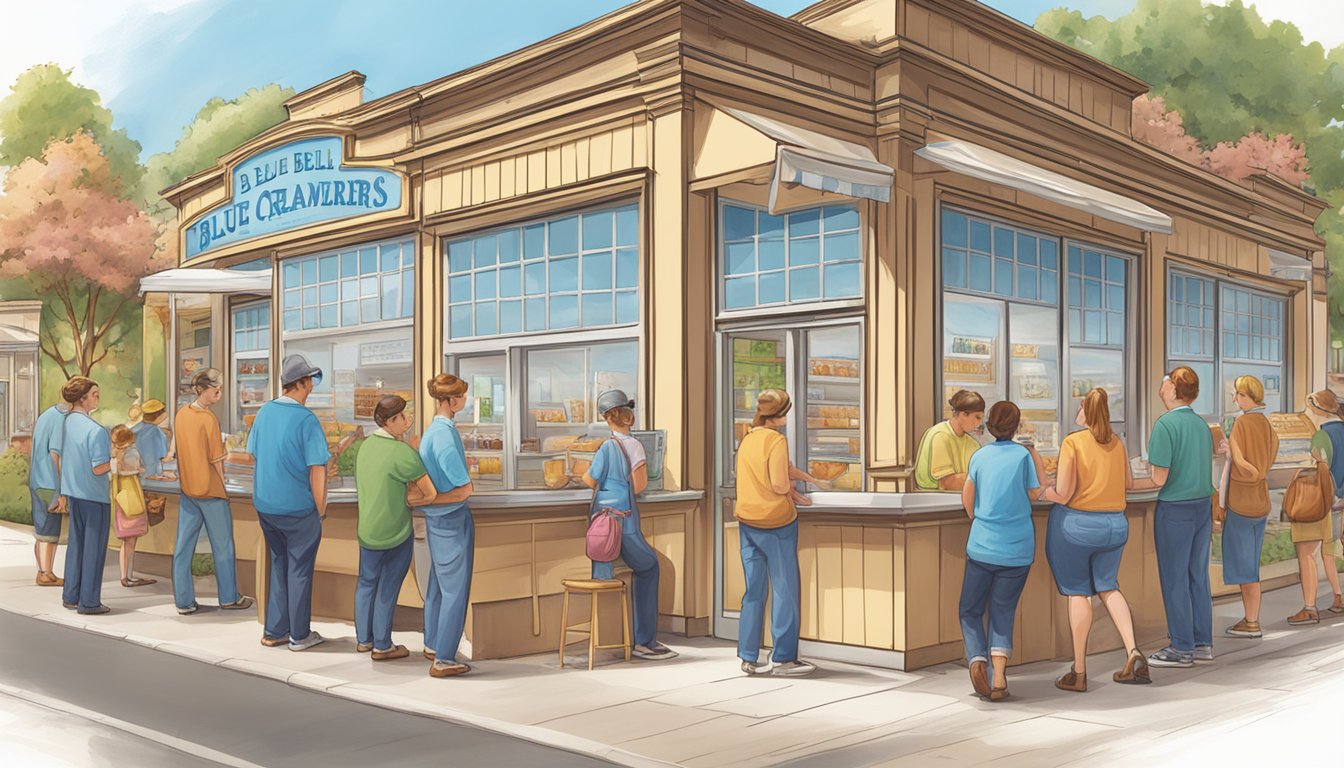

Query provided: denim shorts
[1221,510,1266,585]
[1045,504,1128,596]
[30,487,61,542]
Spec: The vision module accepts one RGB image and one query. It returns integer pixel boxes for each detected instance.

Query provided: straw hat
[1307,389,1342,417]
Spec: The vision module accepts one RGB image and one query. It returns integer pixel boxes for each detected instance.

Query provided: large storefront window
[282,239,415,487]
[175,299,212,412]
[720,202,861,311]
[445,203,639,338]
[939,207,1133,461]
[230,301,271,437]
[1167,270,1287,420]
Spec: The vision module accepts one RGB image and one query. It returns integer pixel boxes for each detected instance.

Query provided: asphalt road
[0,608,614,767]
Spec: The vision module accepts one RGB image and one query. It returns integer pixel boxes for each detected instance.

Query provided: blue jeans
[356,537,413,651]
[257,511,322,642]
[1045,505,1128,596]
[592,510,660,648]
[423,509,474,661]
[959,557,1031,662]
[30,487,61,542]
[1154,498,1214,652]
[173,495,240,608]
[62,498,110,610]
[737,520,801,665]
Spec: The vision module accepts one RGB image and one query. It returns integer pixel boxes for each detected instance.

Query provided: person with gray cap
[169,367,253,615]
[246,353,332,651]
[580,389,678,661]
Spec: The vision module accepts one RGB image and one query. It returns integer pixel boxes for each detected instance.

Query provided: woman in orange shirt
[1040,389,1149,692]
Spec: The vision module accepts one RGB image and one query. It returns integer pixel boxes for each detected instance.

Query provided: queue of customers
[916,367,1344,701]
[24,355,680,678]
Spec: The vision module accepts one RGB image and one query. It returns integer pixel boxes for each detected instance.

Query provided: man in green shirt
[354,395,439,660]
[1134,367,1215,669]
[914,390,985,491]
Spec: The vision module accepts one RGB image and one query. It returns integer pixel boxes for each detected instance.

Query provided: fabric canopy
[719,106,894,214]
[915,140,1174,234]
[139,268,272,295]
[1267,249,1313,282]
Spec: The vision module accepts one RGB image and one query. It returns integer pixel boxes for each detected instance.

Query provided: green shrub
[0,450,33,525]
[191,553,215,577]
[336,436,365,476]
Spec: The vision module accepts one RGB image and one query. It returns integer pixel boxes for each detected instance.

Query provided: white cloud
[0,0,208,100]
[1207,1,1344,50]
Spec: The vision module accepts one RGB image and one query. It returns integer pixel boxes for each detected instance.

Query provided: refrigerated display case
[804,326,862,491]
[453,355,507,489]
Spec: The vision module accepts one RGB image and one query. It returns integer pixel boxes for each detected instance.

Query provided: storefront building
[140,0,1327,669]
[0,301,41,450]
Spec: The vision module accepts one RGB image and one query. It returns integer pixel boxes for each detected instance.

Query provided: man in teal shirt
[1136,367,1216,669]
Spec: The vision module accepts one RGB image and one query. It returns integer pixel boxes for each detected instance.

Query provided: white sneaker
[288,631,325,651]
[771,659,817,677]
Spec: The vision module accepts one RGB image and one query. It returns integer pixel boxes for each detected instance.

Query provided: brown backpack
[1282,461,1333,524]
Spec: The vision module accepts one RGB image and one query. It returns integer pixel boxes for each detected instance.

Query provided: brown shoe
[121,577,157,588]
[357,642,374,653]
[36,571,63,587]
[1226,618,1263,638]
[423,649,436,661]
[260,635,289,648]
[1287,608,1320,626]
[1113,649,1152,685]
[371,644,410,661]
[987,686,1009,702]
[1054,668,1087,693]
[969,659,991,698]
[429,660,470,678]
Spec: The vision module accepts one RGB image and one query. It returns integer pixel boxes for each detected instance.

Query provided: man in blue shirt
[29,399,70,587]
[131,399,171,479]
[246,354,331,651]
[55,376,114,615]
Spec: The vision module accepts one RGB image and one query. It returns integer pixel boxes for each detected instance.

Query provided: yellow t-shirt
[915,421,980,490]
[734,427,796,529]
[1058,430,1126,512]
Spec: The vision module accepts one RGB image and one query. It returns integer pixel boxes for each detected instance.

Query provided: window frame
[279,237,415,334]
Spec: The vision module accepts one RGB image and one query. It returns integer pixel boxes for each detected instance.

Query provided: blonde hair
[1080,388,1114,445]
[110,424,135,449]
[753,389,792,427]
[427,373,468,402]
[1233,375,1265,405]
[604,406,635,429]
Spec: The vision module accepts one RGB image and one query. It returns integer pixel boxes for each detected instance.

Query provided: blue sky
[7,1,1139,158]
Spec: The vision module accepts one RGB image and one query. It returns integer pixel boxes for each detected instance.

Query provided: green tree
[1036,0,1344,341]
[0,64,144,197]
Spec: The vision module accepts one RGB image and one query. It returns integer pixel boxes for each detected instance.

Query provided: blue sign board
[185,136,402,259]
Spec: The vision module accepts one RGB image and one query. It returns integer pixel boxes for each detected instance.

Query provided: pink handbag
[584,438,636,562]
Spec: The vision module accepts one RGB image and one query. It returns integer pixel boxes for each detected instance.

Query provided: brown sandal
[121,577,157,588]
[987,686,1009,702]
[1055,667,1087,692]
[1114,649,1152,684]
[1328,596,1344,615]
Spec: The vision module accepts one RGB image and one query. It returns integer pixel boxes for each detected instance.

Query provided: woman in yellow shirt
[1040,388,1149,692]
[734,389,827,677]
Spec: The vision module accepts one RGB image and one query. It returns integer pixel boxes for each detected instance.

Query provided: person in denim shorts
[1041,389,1150,692]
[29,400,70,586]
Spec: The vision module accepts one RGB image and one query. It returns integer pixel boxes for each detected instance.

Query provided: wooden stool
[558,578,631,670]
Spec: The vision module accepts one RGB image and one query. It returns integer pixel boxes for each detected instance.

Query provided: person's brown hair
[605,406,635,429]
[1168,365,1200,403]
[1080,388,1114,445]
[192,368,223,393]
[427,373,468,402]
[985,401,1021,441]
[373,395,408,428]
[948,389,986,415]
[61,376,98,405]
[282,376,312,393]
[110,424,135,449]
[753,388,792,427]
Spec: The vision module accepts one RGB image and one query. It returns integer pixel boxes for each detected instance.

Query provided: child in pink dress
[111,425,156,588]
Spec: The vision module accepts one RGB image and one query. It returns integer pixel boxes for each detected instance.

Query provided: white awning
[139,268,272,296]
[718,106,893,214]
[915,140,1174,234]
[1268,249,1312,282]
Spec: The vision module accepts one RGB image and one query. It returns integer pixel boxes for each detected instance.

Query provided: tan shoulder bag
[1283,461,1332,524]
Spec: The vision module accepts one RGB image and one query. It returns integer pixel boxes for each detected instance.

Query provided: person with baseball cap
[131,399,171,479]
[246,354,331,651]
[170,368,253,615]
[580,389,678,661]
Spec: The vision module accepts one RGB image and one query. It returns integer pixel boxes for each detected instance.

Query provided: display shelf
[807,400,860,407]
[808,376,860,385]
[464,449,504,456]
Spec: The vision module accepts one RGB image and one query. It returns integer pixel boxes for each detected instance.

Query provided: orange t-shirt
[175,405,227,499]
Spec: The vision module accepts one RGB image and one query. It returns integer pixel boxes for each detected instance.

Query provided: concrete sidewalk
[2,523,1342,767]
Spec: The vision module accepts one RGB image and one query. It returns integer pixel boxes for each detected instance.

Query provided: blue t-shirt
[590,438,637,511]
[246,398,331,516]
[59,411,111,503]
[965,440,1040,567]
[29,404,67,491]
[418,416,471,516]
[132,421,169,477]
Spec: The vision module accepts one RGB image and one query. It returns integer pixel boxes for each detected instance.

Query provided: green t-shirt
[914,421,980,491]
[355,432,428,550]
[1148,406,1215,502]
[1311,428,1333,464]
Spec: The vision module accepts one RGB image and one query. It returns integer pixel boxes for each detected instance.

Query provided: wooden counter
[135,480,703,660]
[722,491,1171,671]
